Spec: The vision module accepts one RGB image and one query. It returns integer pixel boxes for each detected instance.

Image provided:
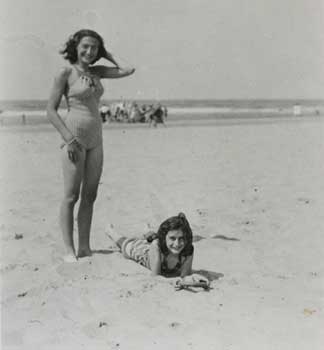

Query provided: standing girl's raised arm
[96,49,135,78]
[92,65,135,79]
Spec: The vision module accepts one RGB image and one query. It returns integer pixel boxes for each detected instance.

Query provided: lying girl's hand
[67,139,83,163]
[175,274,210,291]
[183,274,210,285]
[191,273,210,284]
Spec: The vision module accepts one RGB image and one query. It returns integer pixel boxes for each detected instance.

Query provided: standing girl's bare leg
[60,146,86,262]
[77,144,103,257]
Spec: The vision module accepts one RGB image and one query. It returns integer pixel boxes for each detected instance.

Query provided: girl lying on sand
[106,213,210,290]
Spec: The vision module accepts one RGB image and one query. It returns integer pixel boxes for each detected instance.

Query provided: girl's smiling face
[76,36,99,65]
[165,229,185,255]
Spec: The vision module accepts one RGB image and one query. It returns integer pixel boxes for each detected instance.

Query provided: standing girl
[47,29,135,262]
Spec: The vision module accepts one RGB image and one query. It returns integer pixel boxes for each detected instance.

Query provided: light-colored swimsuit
[64,67,104,149]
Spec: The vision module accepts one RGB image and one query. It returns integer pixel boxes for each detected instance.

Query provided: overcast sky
[1,0,324,100]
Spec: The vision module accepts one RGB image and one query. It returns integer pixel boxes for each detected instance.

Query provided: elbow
[46,107,52,122]
[120,67,135,77]
[46,103,57,121]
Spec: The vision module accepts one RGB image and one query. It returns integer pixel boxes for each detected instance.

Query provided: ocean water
[1,98,324,112]
[0,99,323,126]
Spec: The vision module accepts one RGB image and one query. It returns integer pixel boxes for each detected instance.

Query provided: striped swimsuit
[63,67,104,149]
[121,238,185,277]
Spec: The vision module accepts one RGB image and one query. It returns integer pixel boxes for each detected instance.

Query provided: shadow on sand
[193,269,224,281]
[92,249,115,255]
[211,234,240,241]
[193,235,206,243]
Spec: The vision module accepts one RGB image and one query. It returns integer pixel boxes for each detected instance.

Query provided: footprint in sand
[141,283,154,292]
[169,321,181,329]
[239,219,255,228]
[81,320,109,339]
[297,197,311,205]
[196,208,208,217]
[310,272,318,277]
[118,289,135,299]
[1,263,18,273]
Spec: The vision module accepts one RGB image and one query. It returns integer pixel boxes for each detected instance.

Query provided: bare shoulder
[55,66,72,81]
[149,239,161,252]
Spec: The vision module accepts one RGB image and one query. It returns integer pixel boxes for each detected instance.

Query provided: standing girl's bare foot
[77,248,92,258]
[63,253,78,263]
[63,247,78,263]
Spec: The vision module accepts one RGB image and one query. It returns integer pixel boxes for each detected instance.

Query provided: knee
[81,189,98,204]
[63,192,80,206]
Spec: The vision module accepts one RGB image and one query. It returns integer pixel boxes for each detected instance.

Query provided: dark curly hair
[156,213,194,257]
[59,29,108,64]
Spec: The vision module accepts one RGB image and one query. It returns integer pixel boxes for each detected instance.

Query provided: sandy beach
[1,116,324,349]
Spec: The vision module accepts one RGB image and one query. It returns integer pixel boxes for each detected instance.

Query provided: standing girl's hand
[66,139,83,163]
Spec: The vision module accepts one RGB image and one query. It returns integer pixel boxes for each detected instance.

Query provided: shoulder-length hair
[157,213,194,257]
[60,29,108,64]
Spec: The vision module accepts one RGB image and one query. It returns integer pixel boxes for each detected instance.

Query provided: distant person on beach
[162,105,168,119]
[129,103,145,123]
[106,213,210,288]
[149,103,166,127]
[46,29,135,262]
[99,104,110,123]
